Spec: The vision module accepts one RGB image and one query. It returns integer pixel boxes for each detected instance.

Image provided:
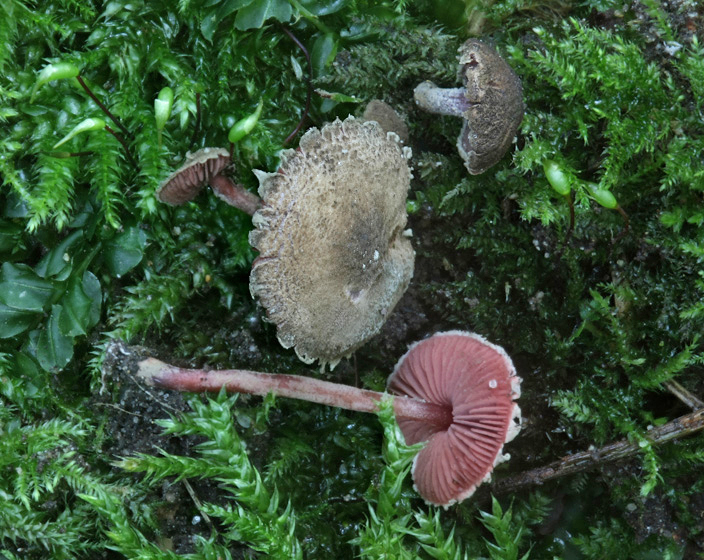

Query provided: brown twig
[664,380,704,410]
[493,406,704,495]
[76,75,132,139]
[281,26,312,145]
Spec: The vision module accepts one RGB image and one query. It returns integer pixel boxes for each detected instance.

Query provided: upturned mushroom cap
[249,117,414,368]
[387,330,521,506]
[156,147,231,205]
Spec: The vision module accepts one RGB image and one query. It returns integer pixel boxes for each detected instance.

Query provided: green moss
[2,0,703,557]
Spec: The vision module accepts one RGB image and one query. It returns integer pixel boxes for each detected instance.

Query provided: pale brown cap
[249,117,414,369]
[387,330,521,506]
[362,100,410,145]
[156,148,231,205]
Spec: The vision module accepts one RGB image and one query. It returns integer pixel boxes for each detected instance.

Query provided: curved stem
[413,82,471,118]
[209,174,261,216]
[76,75,132,139]
[105,125,138,169]
[136,357,453,430]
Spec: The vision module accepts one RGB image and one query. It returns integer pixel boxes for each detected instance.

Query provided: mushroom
[362,99,410,145]
[413,39,524,175]
[132,330,521,506]
[249,116,414,369]
[156,147,261,215]
[387,330,521,506]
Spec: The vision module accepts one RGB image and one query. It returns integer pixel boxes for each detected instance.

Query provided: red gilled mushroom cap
[387,330,521,506]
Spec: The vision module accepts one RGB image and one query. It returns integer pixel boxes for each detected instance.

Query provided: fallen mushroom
[132,330,521,506]
[156,147,261,215]
[414,39,524,175]
[249,116,414,369]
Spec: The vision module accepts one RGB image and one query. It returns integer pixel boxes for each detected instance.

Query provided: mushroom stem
[413,81,472,118]
[137,357,453,429]
[209,174,262,216]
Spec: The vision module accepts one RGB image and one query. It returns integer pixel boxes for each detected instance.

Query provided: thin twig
[664,380,704,410]
[182,479,213,529]
[76,75,132,139]
[493,406,704,495]
[105,125,138,169]
[281,26,312,145]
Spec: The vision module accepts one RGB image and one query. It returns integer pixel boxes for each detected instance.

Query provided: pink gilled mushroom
[388,330,521,506]
[134,330,521,506]
[156,147,261,215]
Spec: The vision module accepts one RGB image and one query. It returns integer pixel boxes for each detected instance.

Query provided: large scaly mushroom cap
[249,117,414,369]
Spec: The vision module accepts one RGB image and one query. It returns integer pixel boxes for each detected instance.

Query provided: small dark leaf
[36,305,74,372]
[311,33,337,77]
[82,270,102,328]
[0,262,56,311]
[35,230,84,279]
[104,227,148,277]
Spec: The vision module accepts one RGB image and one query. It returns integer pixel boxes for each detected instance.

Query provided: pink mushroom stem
[137,358,453,429]
[209,174,261,216]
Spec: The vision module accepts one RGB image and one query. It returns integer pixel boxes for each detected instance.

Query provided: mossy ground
[1,0,703,558]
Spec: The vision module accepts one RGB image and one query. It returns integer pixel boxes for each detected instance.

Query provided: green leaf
[35,230,84,279]
[36,305,74,372]
[234,0,292,30]
[0,262,55,311]
[311,33,337,77]
[299,0,345,16]
[58,277,93,336]
[0,303,41,338]
[201,0,255,41]
[104,227,148,277]
[82,271,102,328]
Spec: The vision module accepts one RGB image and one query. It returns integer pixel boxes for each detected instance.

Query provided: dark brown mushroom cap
[456,39,524,175]
[156,147,231,205]
[387,330,521,506]
[249,117,414,369]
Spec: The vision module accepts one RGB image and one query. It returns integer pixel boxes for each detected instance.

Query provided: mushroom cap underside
[387,330,521,506]
[249,117,414,368]
[156,147,231,205]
